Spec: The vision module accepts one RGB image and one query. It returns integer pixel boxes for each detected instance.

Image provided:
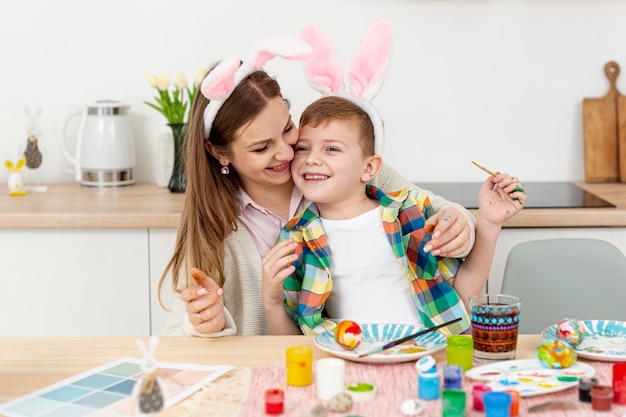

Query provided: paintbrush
[471,160,498,177]
[357,317,463,358]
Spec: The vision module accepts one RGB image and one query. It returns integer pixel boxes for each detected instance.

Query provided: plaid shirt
[280,186,470,336]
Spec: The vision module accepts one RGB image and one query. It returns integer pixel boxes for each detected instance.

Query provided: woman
[159,36,475,337]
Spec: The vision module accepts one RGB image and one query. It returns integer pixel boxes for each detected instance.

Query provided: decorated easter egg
[334,320,362,350]
[536,338,577,369]
[555,317,586,347]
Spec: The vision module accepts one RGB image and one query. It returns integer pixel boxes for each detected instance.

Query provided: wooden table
[1,335,624,417]
[0,335,543,403]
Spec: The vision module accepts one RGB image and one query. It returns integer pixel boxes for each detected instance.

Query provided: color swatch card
[0,358,233,417]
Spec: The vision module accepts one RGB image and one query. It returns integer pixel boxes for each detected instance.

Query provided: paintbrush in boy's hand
[357,317,463,358]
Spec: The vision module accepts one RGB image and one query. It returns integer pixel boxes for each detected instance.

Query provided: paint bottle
[442,389,466,417]
[591,385,614,411]
[285,346,313,386]
[418,365,440,400]
[264,389,284,415]
[443,364,463,390]
[446,335,474,372]
[504,390,520,416]
[613,363,626,404]
[483,391,512,417]
[579,377,599,402]
[472,385,492,411]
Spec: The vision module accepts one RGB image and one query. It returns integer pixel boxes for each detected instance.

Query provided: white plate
[465,359,596,397]
[542,320,626,362]
[314,323,446,364]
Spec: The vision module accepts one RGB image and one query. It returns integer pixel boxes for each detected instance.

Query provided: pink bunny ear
[301,25,344,95]
[200,57,240,100]
[348,20,392,100]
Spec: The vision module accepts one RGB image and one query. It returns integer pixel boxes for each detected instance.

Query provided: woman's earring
[221,165,230,175]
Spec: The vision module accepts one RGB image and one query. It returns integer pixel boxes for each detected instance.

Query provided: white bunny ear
[245,34,313,71]
[148,336,159,353]
[301,25,344,95]
[348,20,392,101]
[136,338,147,355]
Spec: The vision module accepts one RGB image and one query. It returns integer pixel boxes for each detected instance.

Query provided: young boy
[261,96,526,336]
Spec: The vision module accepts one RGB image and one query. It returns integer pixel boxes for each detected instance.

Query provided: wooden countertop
[469,182,626,228]
[1,182,625,229]
[0,183,184,229]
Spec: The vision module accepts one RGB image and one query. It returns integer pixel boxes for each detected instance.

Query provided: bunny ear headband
[200,35,313,140]
[301,20,392,155]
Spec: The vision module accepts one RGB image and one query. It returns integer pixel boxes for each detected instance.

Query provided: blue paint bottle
[443,364,463,390]
[416,356,440,400]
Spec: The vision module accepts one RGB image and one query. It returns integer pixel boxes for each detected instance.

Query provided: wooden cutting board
[583,61,622,182]
[618,95,626,182]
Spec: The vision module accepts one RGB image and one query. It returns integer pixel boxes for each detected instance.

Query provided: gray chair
[500,238,626,334]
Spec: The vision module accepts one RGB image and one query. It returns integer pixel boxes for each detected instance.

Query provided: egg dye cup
[470,294,521,362]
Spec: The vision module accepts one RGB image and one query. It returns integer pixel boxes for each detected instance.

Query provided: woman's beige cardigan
[161,165,476,337]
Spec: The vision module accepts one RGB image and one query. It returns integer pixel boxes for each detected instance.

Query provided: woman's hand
[262,239,298,308]
[424,207,472,258]
[180,268,225,334]
[478,173,526,225]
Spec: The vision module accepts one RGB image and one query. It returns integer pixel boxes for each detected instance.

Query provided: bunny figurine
[132,336,165,415]
[5,157,27,196]
[24,106,43,170]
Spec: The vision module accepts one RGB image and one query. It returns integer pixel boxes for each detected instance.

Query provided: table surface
[0,334,541,403]
[1,335,625,417]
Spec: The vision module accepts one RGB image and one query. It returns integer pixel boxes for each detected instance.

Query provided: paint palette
[0,358,233,417]
[465,359,596,397]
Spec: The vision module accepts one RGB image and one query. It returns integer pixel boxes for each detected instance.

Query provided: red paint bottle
[591,385,614,412]
[264,388,284,415]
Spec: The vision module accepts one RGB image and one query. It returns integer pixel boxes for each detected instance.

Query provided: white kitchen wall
[2,0,626,186]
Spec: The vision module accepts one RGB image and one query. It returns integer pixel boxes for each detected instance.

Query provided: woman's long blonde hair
[158,69,284,308]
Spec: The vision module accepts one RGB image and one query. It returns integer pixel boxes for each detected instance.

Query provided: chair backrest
[500,238,626,334]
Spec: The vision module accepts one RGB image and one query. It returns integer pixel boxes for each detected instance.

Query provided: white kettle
[60,100,136,187]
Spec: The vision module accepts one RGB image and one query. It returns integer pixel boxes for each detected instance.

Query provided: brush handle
[358,317,462,358]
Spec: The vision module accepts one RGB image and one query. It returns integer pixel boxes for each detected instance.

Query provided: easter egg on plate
[334,320,362,350]
[555,317,586,347]
[536,338,577,369]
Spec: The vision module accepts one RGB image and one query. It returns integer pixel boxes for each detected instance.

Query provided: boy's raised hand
[478,173,526,224]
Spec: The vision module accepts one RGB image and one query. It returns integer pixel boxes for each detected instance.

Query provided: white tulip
[145,71,158,88]
[156,71,170,91]
[194,67,207,85]
[173,72,188,89]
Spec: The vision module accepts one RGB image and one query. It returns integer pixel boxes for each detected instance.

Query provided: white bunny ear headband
[200,35,313,140]
[301,20,392,155]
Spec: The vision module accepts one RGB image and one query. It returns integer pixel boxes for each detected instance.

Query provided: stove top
[416,182,615,209]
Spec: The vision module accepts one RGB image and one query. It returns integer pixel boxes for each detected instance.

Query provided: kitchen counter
[0,183,184,229]
[0,182,625,229]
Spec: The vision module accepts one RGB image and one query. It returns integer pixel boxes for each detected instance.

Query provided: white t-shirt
[321,206,423,326]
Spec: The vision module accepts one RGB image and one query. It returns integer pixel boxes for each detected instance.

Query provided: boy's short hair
[299,96,376,156]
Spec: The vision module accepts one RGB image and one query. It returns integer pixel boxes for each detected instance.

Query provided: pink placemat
[237,360,626,417]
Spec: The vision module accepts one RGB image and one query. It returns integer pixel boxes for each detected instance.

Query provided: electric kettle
[60,100,136,187]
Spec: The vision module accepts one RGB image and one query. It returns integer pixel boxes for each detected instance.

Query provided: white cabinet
[0,229,150,336]
[148,229,178,335]
[487,228,626,293]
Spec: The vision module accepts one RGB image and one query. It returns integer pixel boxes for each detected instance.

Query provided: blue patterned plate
[542,320,626,362]
[314,323,447,364]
